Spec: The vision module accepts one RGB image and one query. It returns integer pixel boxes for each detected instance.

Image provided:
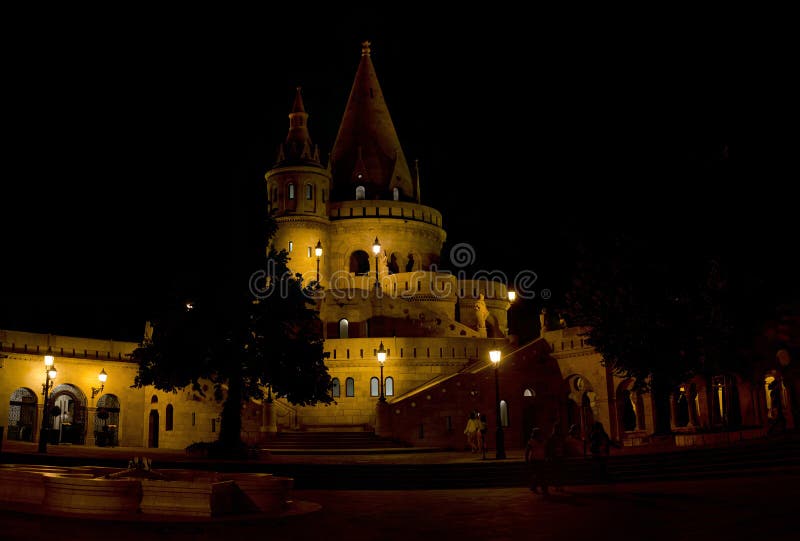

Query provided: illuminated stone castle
[1,43,790,452]
[261,40,512,432]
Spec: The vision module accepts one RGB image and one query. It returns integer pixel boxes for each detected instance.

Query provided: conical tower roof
[273,87,321,168]
[330,41,415,201]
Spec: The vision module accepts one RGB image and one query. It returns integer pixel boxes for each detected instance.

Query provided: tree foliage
[563,222,796,432]
[131,189,332,448]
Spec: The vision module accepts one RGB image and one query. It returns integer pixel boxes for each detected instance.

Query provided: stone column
[375,400,391,437]
[86,406,97,446]
[261,401,278,435]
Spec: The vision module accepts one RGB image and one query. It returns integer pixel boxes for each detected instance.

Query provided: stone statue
[143,321,154,345]
[475,294,489,330]
[379,250,389,277]
[539,308,548,336]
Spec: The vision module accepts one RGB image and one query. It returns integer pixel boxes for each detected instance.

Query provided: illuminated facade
[1,43,793,451]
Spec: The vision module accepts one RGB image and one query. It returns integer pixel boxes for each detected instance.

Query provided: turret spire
[274,86,321,168]
[329,42,414,201]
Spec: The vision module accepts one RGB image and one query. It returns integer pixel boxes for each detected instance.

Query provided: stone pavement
[2,474,798,540]
[2,437,800,540]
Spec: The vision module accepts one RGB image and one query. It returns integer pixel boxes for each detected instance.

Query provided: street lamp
[372,237,381,290]
[489,349,506,459]
[91,369,108,400]
[314,240,323,284]
[37,355,57,453]
[377,341,387,402]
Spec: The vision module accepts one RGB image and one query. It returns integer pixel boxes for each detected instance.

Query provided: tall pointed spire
[329,41,414,201]
[274,86,322,168]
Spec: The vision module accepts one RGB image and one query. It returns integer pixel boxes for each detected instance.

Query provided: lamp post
[314,240,323,284]
[489,349,506,459]
[372,236,381,291]
[37,355,57,453]
[377,341,387,402]
[91,369,108,400]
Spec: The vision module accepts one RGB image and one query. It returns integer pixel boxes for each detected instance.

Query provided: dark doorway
[148,410,159,448]
[349,250,370,275]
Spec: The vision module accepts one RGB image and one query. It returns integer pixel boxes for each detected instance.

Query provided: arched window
[288,241,293,253]
[339,319,349,339]
[331,378,340,398]
[346,377,355,397]
[288,183,295,200]
[385,377,394,396]
[500,400,509,427]
[523,388,535,397]
[165,404,174,431]
[150,395,158,404]
[349,250,371,275]
[393,187,399,201]
[621,390,638,431]
[305,184,313,200]
[370,377,380,397]
[356,186,365,200]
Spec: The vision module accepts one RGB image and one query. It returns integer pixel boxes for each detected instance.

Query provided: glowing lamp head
[377,341,387,364]
[44,354,55,368]
[48,365,57,380]
[507,290,516,302]
[315,240,323,258]
[98,369,108,383]
[489,350,501,364]
[372,237,381,255]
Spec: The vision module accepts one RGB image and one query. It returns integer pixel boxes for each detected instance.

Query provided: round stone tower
[266,87,331,286]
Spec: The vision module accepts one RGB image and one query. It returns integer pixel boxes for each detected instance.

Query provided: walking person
[524,427,546,494]
[565,424,585,458]
[544,422,566,493]
[463,411,479,452]
[588,421,617,482]
[475,412,488,457]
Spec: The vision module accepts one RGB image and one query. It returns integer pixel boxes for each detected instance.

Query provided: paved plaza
[1,474,797,540]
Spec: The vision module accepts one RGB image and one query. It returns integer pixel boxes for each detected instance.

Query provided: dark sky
[2,7,795,341]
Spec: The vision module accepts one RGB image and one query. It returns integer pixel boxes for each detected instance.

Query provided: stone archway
[95,394,121,447]
[617,379,646,436]
[50,383,87,445]
[565,375,596,439]
[7,388,38,441]
[349,250,370,276]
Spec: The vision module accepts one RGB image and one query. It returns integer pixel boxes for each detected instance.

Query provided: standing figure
[475,412,488,456]
[544,422,566,493]
[463,411,479,452]
[524,427,546,494]
[588,421,617,482]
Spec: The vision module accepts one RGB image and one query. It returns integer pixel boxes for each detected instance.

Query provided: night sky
[2,7,795,341]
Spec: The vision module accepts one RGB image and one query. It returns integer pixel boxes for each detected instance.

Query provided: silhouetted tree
[131,182,331,451]
[563,223,790,434]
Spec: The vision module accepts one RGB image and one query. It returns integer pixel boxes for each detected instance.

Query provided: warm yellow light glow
[679,386,685,392]
[372,237,381,255]
[315,240,323,258]
[98,369,108,383]
[44,355,55,368]
[377,341,387,364]
[489,350,501,364]
[507,290,516,302]
[185,302,194,311]
[48,366,57,380]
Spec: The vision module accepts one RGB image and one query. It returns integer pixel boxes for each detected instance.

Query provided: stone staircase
[261,430,414,453]
[262,436,800,489]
